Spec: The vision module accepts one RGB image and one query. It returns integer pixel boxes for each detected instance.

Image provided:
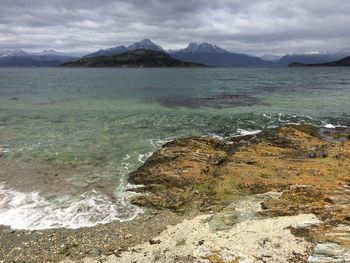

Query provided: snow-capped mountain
[1,49,30,57]
[84,46,129,58]
[0,49,78,67]
[175,42,229,54]
[32,49,68,56]
[128,39,164,52]
[84,40,272,67]
[84,39,164,58]
[171,42,273,67]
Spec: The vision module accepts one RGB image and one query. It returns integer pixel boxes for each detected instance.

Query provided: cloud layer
[0,0,349,55]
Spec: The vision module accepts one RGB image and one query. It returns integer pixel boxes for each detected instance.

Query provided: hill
[288,56,350,67]
[277,49,350,66]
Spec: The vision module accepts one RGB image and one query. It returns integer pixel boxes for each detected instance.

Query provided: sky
[0,0,350,56]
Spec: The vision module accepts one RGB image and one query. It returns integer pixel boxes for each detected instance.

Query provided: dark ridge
[288,56,350,67]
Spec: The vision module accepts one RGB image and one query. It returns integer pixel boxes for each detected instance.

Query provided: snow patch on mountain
[177,43,229,53]
[127,39,164,52]
[1,49,30,57]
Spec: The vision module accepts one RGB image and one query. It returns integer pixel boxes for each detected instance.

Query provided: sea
[0,67,349,230]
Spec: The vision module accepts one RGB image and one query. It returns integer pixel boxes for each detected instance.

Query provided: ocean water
[0,67,349,230]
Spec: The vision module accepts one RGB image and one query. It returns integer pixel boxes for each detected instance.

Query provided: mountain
[62,49,206,68]
[0,49,11,56]
[84,46,128,58]
[277,50,350,66]
[84,39,164,58]
[128,39,164,52]
[32,49,69,57]
[288,56,350,67]
[170,42,273,67]
[1,49,30,57]
[0,49,78,67]
[177,42,229,54]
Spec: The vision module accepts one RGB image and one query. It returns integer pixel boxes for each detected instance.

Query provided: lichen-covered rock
[129,125,350,213]
[128,124,350,258]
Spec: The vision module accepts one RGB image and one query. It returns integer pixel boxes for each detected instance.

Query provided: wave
[0,184,142,230]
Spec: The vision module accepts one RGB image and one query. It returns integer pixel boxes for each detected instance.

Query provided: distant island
[61,49,206,68]
[288,56,350,67]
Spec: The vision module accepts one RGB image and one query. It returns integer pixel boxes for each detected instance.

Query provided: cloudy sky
[1,0,350,56]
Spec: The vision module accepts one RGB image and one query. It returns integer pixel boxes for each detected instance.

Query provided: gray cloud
[0,0,349,55]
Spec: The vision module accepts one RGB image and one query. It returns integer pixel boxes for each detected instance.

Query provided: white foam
[150,137,174,149]
[137,152,153,163]
[0,185,142,230]
[324,124,336,128]
[236,129,262,136]
[120,154,131,172]
[206,130,262,142]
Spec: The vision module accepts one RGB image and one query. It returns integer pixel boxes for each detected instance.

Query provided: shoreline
[0,124,350,262]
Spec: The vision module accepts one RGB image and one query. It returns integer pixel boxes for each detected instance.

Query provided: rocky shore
[1,124,350,262]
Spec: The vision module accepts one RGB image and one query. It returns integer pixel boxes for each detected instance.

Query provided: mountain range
[62,49,206,68]
[83,39,273,67]
[0,49,77,67]
[81,40,350,67]
[1,39,349,67]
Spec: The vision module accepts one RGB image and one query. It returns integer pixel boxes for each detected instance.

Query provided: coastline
[1,124,350,262]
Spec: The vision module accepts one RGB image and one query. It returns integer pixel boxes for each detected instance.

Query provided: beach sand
[62,213,318,263]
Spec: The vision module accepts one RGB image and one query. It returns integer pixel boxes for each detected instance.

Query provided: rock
[149,239,161,245]
[208,207,238,232]
[129,124,350,214]
[90,247,103,257]
[128,137,229,211]
[290,219,323,240]
[307,243,350,263]
[157,93,267,109]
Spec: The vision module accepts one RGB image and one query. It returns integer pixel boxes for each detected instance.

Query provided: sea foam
[0,184,142,230]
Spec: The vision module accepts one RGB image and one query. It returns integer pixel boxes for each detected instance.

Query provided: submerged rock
[156,93,268,109]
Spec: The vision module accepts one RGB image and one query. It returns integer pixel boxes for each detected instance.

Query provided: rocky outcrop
[128,124,350,260]
[129,125,350,213]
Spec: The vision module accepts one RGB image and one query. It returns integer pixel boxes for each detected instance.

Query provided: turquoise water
[0,67,349,229]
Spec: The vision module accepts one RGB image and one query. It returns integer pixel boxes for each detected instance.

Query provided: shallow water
[0,67,349,229]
